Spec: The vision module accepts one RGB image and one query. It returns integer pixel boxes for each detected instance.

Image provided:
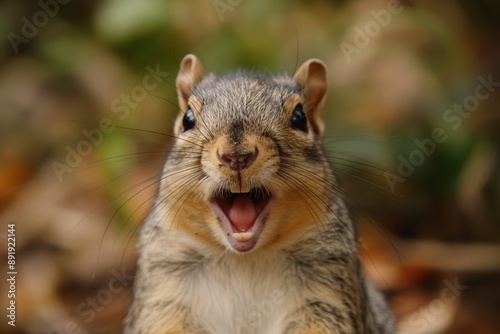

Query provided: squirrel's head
[159,54,332,253]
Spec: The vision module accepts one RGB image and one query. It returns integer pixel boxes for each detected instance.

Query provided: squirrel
[124,54,395,334]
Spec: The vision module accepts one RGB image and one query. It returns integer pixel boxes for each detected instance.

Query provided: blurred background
[0,0,499,333]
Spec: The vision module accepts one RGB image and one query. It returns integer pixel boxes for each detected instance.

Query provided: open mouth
[210,188,275,252]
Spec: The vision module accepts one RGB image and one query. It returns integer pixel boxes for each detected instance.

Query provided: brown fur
[125,55,395,333]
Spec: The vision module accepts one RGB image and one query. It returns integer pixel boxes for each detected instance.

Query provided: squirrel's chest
[184,256,298,334]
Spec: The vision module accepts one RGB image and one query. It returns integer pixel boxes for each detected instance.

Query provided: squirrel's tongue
[227,195,258,232]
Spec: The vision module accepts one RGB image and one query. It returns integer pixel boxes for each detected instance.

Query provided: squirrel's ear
[292,59,328,137]
[176,54,205,112]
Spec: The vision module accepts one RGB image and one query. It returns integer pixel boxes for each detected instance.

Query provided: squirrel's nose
[218,149,259,171]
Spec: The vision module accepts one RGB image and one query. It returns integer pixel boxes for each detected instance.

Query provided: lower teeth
[232,232,253,242]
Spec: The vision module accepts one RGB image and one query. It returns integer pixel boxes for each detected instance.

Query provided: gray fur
[125,61,395,333]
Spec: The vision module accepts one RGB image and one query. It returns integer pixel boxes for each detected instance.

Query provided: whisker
[277,168,364,295]
[280,158,407,276]
[118,168,205,266]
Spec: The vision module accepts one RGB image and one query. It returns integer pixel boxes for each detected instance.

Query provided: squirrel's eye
[182,107,195,132]
[290,103,308,133]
